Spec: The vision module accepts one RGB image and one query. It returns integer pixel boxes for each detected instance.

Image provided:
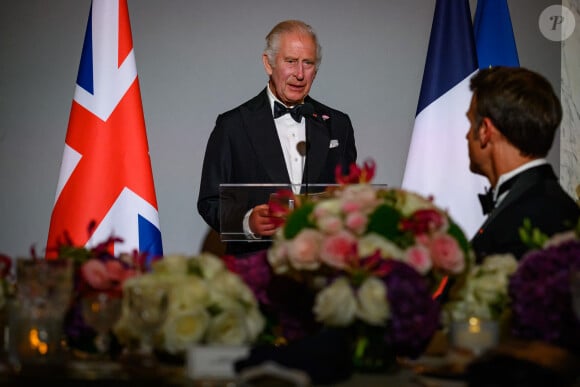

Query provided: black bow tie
[273,101,304,123]
[478,176,518,215]
[478,189,495,215]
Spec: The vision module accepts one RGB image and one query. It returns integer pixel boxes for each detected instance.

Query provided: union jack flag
[46,0,163,262]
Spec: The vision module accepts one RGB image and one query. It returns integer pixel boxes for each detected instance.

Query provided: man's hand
[249,204,278,236]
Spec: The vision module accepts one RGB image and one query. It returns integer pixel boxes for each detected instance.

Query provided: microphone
[296,141,308,157]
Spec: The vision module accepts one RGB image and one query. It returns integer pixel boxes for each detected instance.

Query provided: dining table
[0,338,578,387]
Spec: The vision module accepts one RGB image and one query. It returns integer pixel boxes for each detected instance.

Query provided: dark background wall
[0,0,561,257]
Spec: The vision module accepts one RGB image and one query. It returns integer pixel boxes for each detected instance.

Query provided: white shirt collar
[267,84,301,113]
[493,158,548,201]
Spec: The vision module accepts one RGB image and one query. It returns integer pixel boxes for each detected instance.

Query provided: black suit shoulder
[472,166,580,262]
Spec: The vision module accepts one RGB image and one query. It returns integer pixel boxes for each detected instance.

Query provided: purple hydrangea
[383,260,441,358]
[508,239,580,353]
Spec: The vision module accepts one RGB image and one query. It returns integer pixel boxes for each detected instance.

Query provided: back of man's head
[469,66,562,157]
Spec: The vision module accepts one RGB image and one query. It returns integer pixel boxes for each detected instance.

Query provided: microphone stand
[298,103,314,197]
[296,140,308,197]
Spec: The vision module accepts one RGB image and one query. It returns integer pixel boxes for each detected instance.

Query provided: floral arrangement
[51,229,146,352]
[113,253,265,355]
[508,222,580,354]
[46,225,148,298]
[227,160,473,360]
[267,160,470,285]
[444,253,518,322]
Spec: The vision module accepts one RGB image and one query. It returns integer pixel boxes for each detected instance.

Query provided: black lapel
[303,98,330,183]
[478,164,556,230]
[240,89,290,184]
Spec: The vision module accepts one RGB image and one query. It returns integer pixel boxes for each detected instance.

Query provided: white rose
[358,233,404,260]
[340,184,378,211]
[195,253,226,279]
[471,273,509,304]
[161,306,210,354]
[169,276,210,312]
[209,270,258,308]
[397,190,435,216]
[243,307,266,342]
[205,308,250,345]
[316,213,344,234]
[267,242,290,274]
[124,272,170,289]
[479,254,518,274]
[356,277,390,326]
[313,277,357,326]
[313,198,342,217]
[151,254,188,275]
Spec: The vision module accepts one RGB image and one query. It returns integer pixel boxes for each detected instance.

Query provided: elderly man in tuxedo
[466,66,579,263]
[198,20,357,256]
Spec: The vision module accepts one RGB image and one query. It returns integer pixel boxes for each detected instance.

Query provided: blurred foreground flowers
[113,253,265,355]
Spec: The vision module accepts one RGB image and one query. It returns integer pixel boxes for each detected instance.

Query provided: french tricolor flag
[46,0,163,262]
[401,0,487,238]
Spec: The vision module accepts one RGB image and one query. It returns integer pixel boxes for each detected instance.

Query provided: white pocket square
[329,139,339,148]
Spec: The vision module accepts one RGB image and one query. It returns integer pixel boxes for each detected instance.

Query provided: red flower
[399,209,446,235]
[335,159,376,184]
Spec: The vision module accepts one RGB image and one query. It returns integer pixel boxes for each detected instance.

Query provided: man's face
[263,31,317,106]
[466,95,485,176]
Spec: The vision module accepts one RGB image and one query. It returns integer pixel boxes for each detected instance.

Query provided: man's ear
[262,54,273,76]
[478,117,495,146]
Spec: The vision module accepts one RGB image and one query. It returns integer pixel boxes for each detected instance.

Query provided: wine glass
[81,291,123,358]
[125,283,170,367]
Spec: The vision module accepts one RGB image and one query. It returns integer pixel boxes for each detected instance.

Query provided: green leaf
[367,204,414,247]
[518,218,549,250]
[284,202,316,239]
[448,221,471,257]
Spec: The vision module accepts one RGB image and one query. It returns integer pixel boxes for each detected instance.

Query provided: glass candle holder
[10,258,73,369]
[450,317,499,355]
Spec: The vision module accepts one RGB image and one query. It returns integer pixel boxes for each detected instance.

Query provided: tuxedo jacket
[471,164,580,263]
[197,88,357,256]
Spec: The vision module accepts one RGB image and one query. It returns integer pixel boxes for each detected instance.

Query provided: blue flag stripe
[77,5,94,94]
[474,0,519,69]
[138,214,163,267]
[416,0,477,115]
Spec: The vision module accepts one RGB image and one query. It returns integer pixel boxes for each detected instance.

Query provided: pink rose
[342,200,362,213]
[405,245,432,275]
[104,260,125,282]
[80,259,112,290]
[320,230,357,269]
[345,211,368,235]
[429,234,465,274]
[287,229,323,270]
[317,214,343,234]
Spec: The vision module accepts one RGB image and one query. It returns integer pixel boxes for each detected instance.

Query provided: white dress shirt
[266,86,306,193]
[243,86,307,238]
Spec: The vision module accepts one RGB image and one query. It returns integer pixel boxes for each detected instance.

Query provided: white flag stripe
[403,71,487,237]
[74,0,137,121]
[54,143,82,205]
[86,187,160,254]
